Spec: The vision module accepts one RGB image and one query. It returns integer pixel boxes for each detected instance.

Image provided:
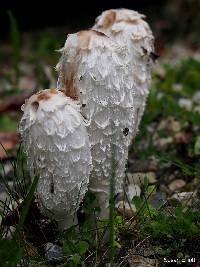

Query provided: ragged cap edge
[21,89,59,112]
[95,9,147,31]
[56,29,109,100]
[76,29,108,50]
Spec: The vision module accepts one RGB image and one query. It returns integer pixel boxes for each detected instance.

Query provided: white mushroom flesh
[19,89,92,228]
[56,30,136,218]
[93,9,155,137]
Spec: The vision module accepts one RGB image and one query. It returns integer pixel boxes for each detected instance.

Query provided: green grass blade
[109,144,117,267]
[7,10,20,85]
[14,175,39,237]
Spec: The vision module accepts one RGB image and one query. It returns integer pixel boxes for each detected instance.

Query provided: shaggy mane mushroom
[93,9,155,139]
[19,89,92,230]
[56,29,136,218]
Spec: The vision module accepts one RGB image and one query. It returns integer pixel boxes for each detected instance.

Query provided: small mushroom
[19,89,92,230]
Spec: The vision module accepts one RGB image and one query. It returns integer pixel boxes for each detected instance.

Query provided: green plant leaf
[194,136,200,155]
[77,241,89,255]
[70,254,81,264]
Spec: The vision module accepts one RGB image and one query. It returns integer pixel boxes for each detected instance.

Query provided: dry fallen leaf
[0,88,37,113]
[0,132,20,158]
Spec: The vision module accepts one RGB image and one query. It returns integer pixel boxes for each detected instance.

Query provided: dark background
[0,0,166,39]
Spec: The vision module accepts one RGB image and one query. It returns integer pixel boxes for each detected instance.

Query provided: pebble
[132,246,160,257]
[192,91,200,103]
[194,104,200,113]
[0,163,13,176]
[168,179,186,192]
[128,159,158,173]
[154,136,173,149]
[0,182,14,212]
[178,98,192,111]
[160,184,171,195]
[150,191,167,209]
[128,254,158,267]
[116,201,136,218]
[126,172,157,186]
[158,117,181,133]
[153,64,166,79]
[169,192,195,206]
[44,242,63,262]
[172,83,183,92]
[127,184,141,200]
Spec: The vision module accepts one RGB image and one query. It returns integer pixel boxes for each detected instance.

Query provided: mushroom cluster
[19,9,154,227]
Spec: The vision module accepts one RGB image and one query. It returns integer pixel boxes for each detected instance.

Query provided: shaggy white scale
[19,89,92,229]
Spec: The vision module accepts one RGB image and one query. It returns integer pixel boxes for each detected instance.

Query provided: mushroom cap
[93,8,153,41]
[93,9,154,92]
[19,89,92,222]
[56,30,135,197]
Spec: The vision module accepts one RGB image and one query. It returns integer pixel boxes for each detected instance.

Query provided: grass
[109,144,117,267]
[8,10,21,86]
[0,146,39,266]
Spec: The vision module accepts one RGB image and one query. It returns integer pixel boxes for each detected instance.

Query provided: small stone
[178,98,192,111]
[150,191,167,209]
[174,131,192,144]
[154,136,173,149]
[128,159,158,173]
[170,192,195,206]
[192,91,200,103]
[160,184,171,195]
[168,117,181,133]
[116,201,136,218]
[194,104,200,113]
[127,184,141,200]
[0,181,14,212]
[126,172,156,186]
[2,226,16,239]
[158,117,181,133]
[128,254,158,267]
[168,179,186,192]
[146,172,157,184]
[157,92,164,100]
[0,163,13,176]
[147,124,156,133]
[44,242,63,262]
[172,83,183,92]
[132,246,160,257]
[153,64,166,79]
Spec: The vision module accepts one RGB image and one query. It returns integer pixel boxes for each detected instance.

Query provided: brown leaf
[0,132,20,158]
[0,88,37,113]
[174,131,192,144]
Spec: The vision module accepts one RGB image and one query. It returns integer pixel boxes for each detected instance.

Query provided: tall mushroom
[93,9,155,139]
[19,89,92,229]
[56,30,135,218]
